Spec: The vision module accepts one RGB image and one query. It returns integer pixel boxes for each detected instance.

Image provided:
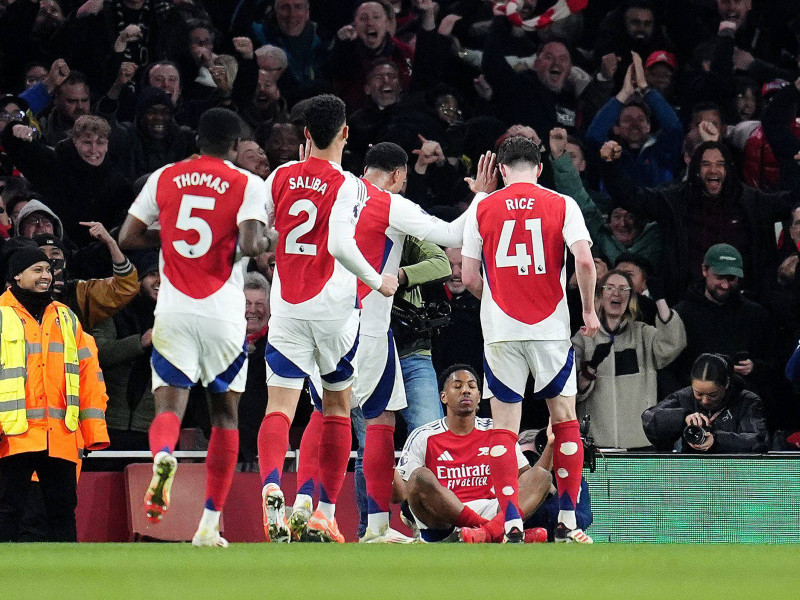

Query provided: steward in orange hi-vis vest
[0,248,109,542]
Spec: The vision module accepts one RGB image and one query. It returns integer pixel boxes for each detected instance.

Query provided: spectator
[38,72,92,146]
[482,17,611,134]
[34,223,138,329]
[586,53,683,188]
[761,76,800,193]
[236,139,271,180]
[600,139,795,302]
[105,86,196,180]
[741,80,797,192]
[14,199,64,240]
[0,247,109,542]
[2,114,133,247]
[549,128,661,270]
[572,269,686,449]
[238,45,289,130]
[642,352,769,453]
[672,244,770,394]
[594,0,673,88]
[91,251,159,450]
[327,0,414,112]
[248,0,327,100]
[427,247,484,389]
[257,120,303,170]
[615,253,658,324]
[238,272,271,468]
[644,50,679,107]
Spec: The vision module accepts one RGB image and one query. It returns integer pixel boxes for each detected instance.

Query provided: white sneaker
[192,527,229,548]
[359,526,416,544]
[262,484,290,543]
[399,510,420,541]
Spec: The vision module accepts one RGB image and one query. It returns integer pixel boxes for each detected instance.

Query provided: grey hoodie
[14,199,65,239]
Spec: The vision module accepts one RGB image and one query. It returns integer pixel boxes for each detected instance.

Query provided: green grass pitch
[4,543,800,599]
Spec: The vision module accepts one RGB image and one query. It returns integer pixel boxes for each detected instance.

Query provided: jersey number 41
[495,218,546,276]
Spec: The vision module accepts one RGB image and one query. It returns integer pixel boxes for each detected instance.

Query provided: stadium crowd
[0,0,799,540]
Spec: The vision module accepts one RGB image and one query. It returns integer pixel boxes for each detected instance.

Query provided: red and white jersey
[265,157,381,321]
[462,182,590,343]
[397,417,527,503]
[354,180,477,336]
[129,155,268,323]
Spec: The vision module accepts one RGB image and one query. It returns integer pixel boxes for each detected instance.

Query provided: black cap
[32,233,66,255]
[9,247,49,278]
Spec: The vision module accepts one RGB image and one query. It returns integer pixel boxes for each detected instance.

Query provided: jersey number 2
[495,218,546,275]
[173,194,215,258]
[285,199,317,255]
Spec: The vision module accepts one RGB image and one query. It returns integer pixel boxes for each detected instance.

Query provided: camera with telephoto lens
[683,424,709,446]
[390,297,451,355]
[531,415,598,472]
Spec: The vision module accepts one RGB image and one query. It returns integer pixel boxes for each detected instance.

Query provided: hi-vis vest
[0,305,80,435]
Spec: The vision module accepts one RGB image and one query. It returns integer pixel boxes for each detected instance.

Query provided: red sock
[482,511,506,543]
[455,505,488,528]
[296,410,323,499]
[257,412,291,488]
[148,412,181,456]
[364,424,395,514]
[317,415,351,506]
[204,427,238,511]
[488,428,522,524]
[552,420,584,512]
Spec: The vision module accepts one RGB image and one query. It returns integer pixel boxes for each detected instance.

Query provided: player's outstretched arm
[238,219,269,257]
[461,255,483,299]
[118,214,160,250]
[571,239,600,337]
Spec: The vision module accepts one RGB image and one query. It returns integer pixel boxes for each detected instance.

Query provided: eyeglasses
[601,284,632,293]
[0,110,26,121]
[24,216,53,227]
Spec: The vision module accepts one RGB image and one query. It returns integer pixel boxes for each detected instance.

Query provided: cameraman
[641,354,769,453]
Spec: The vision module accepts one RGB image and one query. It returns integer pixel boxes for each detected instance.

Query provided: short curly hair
[69,115,110,140]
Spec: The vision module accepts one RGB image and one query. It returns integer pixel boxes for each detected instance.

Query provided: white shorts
[266,310,359,392]
[353,331,407,419]
[151,313,248,393]
[483,339,576,403]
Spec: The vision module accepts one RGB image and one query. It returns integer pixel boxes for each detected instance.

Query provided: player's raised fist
[600,140,622,162]
[378,273,399,297]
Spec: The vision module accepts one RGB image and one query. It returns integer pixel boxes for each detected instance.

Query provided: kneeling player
[394,365,553,543]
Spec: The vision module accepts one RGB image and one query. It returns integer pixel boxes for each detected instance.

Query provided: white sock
[504,517,524,534]
[293,493,313,511]
[367,512,389,534]
[317,501,335,520]
[198,508,221,532]
[558,509,577,530]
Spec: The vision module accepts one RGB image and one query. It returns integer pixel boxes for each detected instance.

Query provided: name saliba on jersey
[288,176,328,194]
[436,462,491,491]
[172,172,230,194]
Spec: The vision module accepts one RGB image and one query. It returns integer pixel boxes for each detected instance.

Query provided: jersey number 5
[173,194,215,258]
[495,218,546,276]
[285,199,318,255]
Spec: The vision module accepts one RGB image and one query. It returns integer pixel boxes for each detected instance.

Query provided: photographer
[641,353,769,453]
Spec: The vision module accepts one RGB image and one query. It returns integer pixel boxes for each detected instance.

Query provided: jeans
[352,351,443,536]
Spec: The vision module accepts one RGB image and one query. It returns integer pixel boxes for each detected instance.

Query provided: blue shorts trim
[308,378,322,411]
[361,330,397,420]
[483,355,524,404]
[532,347,575,400]
[265,343,308,380]
[420,526,456,543]
[151,348,195,389]
[208,341,248,394]
[321,326,360,384]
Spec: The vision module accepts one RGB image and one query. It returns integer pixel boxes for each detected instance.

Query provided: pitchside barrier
[583,452,800,544]
[83,451,800,543]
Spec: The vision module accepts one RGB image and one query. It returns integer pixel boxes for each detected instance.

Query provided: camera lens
[683,424,707,445]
